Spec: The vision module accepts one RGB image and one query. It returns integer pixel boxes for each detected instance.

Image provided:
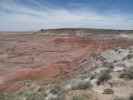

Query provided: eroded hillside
[0,30,133,100]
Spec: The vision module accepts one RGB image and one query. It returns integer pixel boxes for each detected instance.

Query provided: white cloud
[0,0,133,31]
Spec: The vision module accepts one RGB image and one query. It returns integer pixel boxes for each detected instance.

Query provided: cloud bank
[0,0,133,31]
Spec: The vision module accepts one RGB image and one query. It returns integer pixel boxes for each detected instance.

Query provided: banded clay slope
[0,31,133,92]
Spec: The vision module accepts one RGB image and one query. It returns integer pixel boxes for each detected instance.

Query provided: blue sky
[0,0,133,31]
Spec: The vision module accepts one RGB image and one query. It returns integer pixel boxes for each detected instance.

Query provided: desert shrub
[49,86,62,95]
[48,86,65,100]
[97,70,111,85]
[119,67,133,80]
[0,93,22,100]
[0,93,6,100]
[72,95,88,100]
[71,80,92,90]
[113,94,133,100]
[40,29,45,32]
[17,89,46,100]
[103,62,114,69]
[0,93,9,100]
[102,88,114,94]
[23,92,44,100]
[129,94,133,100]
[0,88,47,100]
[113,96,127,100]
[123,54,133,61]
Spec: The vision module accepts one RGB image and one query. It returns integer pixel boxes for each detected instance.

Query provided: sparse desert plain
[0,28,133,100]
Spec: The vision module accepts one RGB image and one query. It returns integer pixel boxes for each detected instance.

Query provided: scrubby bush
[113,96,127,100]
[49,86,62,95]
[97,70,111,85]
[40,29,45,32]
[119,67,133,80]
[48,86,65,100]
[0,93,6,100]
[71,80,92,90]
[0,93,22,100]
[0,89,47,100]
[129,94,133,100]
[113,94,133,100]
[72,95,88,100]
[102,88,114,94]
[103,62,114,69]
[22,92,44,100]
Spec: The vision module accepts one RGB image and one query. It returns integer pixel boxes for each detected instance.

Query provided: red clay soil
[0,35,132,92]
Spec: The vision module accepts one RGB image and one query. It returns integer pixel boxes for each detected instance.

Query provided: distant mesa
[39,29,46,32]
[32,28,133,36]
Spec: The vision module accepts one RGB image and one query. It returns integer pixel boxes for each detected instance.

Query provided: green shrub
[120,67,133,80]
[0,93,21,100]
[102,88,114,94]
[113,96,127,100]
[0,90,46,100]
[22,92,44,100]
[97,70,111,85]
[72,95,88,100]
[71,80,92,90]
[129,94,133,100]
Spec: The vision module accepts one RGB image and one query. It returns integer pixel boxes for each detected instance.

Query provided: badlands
[0,28,133,100]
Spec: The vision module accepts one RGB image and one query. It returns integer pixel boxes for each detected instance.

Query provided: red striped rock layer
[0,35,132,92]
